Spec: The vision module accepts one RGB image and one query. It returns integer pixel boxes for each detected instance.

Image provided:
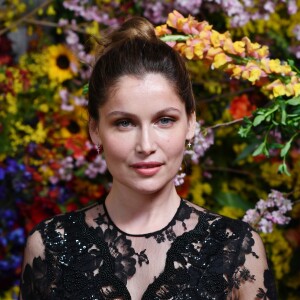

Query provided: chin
[127,179,175,195]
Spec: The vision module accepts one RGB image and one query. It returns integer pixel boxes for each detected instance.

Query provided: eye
[115,119,134,128]
[157,117,175,127]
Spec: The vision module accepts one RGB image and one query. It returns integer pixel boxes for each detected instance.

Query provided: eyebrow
[106,107,182,118]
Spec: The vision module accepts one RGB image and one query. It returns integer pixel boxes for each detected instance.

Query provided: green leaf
[280,103,286,125]
[82,84,89,95]
[286,97,300,106]
[160,34,190,42]
[253,115,266,126]
[238,124,252,138]
[278,163,291,176]
[280,141,292,157]
[252,142,266,156]
[287,59,295,67]
[234,142,258,162]
[269,143,283,150]
[214,192,252,210]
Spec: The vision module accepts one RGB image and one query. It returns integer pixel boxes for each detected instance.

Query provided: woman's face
[90,73,195,195]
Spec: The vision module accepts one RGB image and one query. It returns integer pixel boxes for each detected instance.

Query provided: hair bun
[114,16,156,42]
[95,17,157,57]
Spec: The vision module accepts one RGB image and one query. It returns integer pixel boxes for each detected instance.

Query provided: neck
[105,182,181,235]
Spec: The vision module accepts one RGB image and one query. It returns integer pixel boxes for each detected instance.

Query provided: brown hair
[88,16,195,121]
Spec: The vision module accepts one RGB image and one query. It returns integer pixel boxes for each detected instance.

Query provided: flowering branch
[23,19,88,35]
[0,0,53,36]
[156,10,300,174]
[243,190,293,233]
[206,118,246,130]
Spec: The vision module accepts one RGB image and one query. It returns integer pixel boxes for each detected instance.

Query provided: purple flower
[8,228,25,245]
[58,156,74,181]
[0,167,5,180]
[185,121,214,164]
[174,171,186,186]
[136,0,170,24]
[84,155,107,178]
[174,0,202,15]
[6,158,19,173]
[243,190,293,233]
[287,0,297,14]
[0,254,22,271]
[0,209,17,228]
[293,25,300,41]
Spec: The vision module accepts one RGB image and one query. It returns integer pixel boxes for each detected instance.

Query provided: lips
[130,162,163,176]
[130,162,163,168]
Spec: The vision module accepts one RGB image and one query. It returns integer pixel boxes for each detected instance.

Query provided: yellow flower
[188,165,212,207]
[189,164,202,183]
[293,83,300,96]
[19,52,47,79]
[39,103,49,113]
[46,5,56,15]
[0,73,5,82]
[261,229,292,280]
[193,41,206,59]
[2,285,19,300]
[210,30,228,48]
[269,59,291,74]
[212,53,231,69]
[39,165,55,183]
[184,45,195,60]
[6,93,17,114]
[33,122,47,143]
[218,206,244,219]
[155,24,171,36]
[45,44,78,83]
[273,84,287,97]
[241,64,262,83]
[190,182,212,207]
[223,39,245,56]
[257,46,269,59]
[260,162,293,189]
[86,21,100,36]
[229,64,243,79]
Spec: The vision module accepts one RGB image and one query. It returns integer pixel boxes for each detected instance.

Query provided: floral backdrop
[0,0,300,299]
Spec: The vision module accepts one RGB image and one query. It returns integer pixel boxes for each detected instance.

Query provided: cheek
[163,136,186,157]
[102,135,133,160]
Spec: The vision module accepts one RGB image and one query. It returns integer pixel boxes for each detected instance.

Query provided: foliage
[0,0,299,299]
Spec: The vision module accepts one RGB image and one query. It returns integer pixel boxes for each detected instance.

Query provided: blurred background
[0,1,300,299]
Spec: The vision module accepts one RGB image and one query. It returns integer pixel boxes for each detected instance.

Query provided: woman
[20,16,277,299]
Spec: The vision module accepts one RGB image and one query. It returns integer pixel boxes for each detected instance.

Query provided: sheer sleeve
[239,230,277,299]
[20,228,47,300]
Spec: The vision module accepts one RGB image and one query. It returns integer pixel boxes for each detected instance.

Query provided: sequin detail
[20,199,277,299]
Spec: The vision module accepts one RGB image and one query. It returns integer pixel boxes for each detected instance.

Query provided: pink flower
[185,121,214,164]
[243,189,293,233]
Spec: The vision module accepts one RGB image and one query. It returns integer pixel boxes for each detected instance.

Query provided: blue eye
[116,119,132,128]
[159,117,175,126]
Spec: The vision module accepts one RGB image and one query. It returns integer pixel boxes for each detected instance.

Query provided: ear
[88,118,102,145]
[186,112,196,140]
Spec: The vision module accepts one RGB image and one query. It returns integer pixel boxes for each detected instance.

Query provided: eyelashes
[157,117,176,126]
[115,119,133,128]
[114,117,177,129]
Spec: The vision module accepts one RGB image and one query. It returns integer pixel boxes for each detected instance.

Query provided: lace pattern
[20,199,277,300]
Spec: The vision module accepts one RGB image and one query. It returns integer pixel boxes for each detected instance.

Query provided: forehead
[113,73,176,93]
[105,73,182,107]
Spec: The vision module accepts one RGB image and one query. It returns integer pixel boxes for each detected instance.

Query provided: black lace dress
[20,198,277,300]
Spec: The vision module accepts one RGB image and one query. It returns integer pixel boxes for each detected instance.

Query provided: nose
[135,126,157,155]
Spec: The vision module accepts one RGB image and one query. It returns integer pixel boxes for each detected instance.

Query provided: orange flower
[155,24,171,37]
[229,94,257,120]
